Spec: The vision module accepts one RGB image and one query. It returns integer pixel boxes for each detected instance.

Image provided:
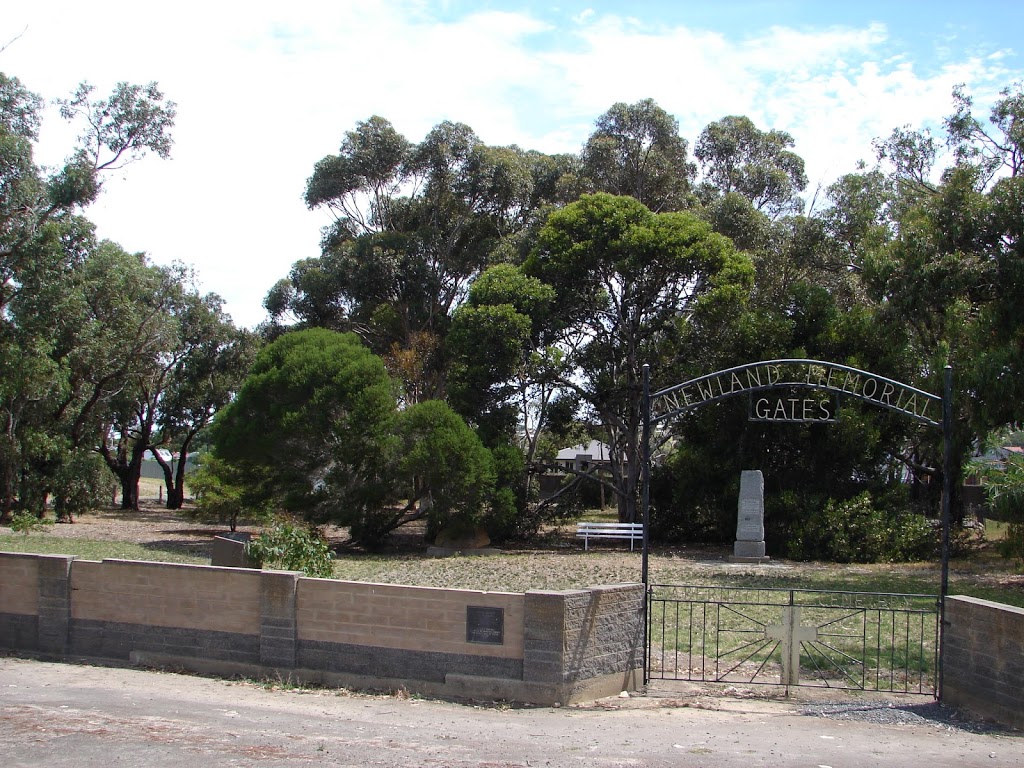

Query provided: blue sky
[3,0,1022,328]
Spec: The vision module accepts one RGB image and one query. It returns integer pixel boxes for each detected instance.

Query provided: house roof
[556,440,612,461]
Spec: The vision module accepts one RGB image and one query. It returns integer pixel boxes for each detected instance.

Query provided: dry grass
[2,503,1022,606]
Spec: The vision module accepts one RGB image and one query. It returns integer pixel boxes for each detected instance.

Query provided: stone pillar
[731,470,770,563]
[259,570,300,668]
[523,586,644,703]
[36,554,75,654]
[522,590,570,684]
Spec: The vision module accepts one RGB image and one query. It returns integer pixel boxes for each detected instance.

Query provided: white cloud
[3,1,1022,327]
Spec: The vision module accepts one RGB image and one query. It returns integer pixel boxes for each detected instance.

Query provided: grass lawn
[2,508,1021,607]
[0,535,210,565]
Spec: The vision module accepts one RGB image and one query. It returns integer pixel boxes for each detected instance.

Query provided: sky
[3,0,1023,329]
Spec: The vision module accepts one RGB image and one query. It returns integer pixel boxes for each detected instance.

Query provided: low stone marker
[730,470,770,563]
[211,532,260,568]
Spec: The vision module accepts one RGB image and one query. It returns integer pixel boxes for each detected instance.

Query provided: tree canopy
[7,65,1024,559]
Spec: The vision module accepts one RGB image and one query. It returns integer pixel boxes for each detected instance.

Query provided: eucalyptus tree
[815,82,1024,519]
[1,74,175,292]
[695,115,808,218]
[151,294,259,509]
[0,72,175,517]
[579,98,696,212]
[272,117,550,404]
[941,83,1024,432]
[70,246,182,511]
[524,193,752,522]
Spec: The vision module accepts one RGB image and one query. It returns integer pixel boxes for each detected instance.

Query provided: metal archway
[639,359,954,693]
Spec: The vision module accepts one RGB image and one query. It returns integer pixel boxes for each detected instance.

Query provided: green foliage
[280,116,557,405]
[968,439,1024,561]
[245,519,334,578]
[648,455,737,544]
[786,492,933,563]
[479,442,527,541]
[187,454,273,532]
[695,115,808,217]
[52,449,117,519]
[9,510,54,534]
[396,399,496,540]
[57,80,176,172]
[580,98,696,211]
[1,73,179,517]
[212,328,398,534]
[212,330,511,548]
[527,192,751,522]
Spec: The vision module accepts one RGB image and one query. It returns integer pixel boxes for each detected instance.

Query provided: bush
[786,491,933,563]
[52,449,117,520]
[245,519,334,578]
[998,523,1024,560]
[9,510,54,534]
[647,461,736,544]
[187,455,273,532]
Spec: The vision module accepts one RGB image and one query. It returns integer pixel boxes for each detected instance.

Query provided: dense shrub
[187,454,274,532]
[245,519,334,578]
[52,449,117,520]
[648,460,735,543]
[785,491,933,563]
[479,443,528,542]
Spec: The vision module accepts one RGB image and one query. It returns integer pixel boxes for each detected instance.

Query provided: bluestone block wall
[0,552,643,705]
[943,595,1024,730]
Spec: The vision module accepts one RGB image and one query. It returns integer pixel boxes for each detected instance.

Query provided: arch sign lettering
[650,359,941,428]
[639,359,954,600]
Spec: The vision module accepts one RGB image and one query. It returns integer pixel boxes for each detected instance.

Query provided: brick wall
[0,552,643,705]
[943,596,1024,730]
[0,553,41,649]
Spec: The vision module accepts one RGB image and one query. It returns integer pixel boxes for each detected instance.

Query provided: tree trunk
[120,474,139,510]
[161,438,196,510]
[101,441,146,511]
[167,484,184,510]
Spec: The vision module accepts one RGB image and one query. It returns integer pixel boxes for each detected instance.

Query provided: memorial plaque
[466,605,504,645]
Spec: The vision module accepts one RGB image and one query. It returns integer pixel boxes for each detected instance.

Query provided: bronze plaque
[466,605,504,645]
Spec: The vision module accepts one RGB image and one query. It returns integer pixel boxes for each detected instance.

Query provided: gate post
[938,364,953,700]
[641,363,651,685]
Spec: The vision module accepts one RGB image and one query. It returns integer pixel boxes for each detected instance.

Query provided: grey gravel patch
[801,701,1011,734]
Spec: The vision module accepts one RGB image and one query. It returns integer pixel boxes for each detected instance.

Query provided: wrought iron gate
[647,585,940,695]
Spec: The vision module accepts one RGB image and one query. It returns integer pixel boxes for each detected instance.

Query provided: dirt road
[1,657,1020,767]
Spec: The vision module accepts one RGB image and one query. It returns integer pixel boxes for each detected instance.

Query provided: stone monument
[730,470,770,563]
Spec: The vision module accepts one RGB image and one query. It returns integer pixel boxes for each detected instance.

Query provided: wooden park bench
[575,521,644,551]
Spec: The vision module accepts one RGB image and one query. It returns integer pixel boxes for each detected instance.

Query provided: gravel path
[802,700,1010,734]
[3,658,1022,768]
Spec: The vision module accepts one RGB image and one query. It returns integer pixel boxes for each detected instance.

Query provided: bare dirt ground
[2,657,1021,768]
[33,502,255,544]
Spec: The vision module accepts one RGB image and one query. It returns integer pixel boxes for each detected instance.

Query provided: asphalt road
[1,657,1021,767]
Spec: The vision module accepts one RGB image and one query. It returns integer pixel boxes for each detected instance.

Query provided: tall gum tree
[0,71,175,519]
[695,115,808,219]
[525,193,752,522]
[275,117,546,404]
[580,99,696,213]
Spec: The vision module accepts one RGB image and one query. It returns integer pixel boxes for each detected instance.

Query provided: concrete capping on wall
[0,552,643,706]
[943,596,1024,731]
